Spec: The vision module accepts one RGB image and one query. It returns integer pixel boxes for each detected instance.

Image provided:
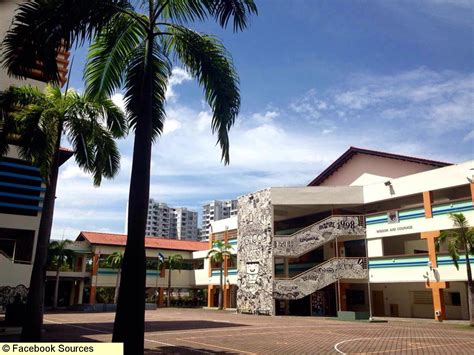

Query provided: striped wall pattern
[0,158,44,216]
[366,200,473,226]
[369,255,474,269]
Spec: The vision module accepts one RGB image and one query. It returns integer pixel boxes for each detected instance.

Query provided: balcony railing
[273,215,366,257]
[273,257,368,300]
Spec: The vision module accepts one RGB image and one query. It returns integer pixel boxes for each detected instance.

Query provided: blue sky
[52,0,474,239]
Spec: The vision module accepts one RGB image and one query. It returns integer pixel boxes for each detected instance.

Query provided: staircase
[273,257,368,300]
[273,215,365,257]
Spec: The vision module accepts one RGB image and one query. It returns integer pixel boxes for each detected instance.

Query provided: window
[413,291,432,304]
[449,292,461,306]
[0,239,15,259]
[0,228,35,262]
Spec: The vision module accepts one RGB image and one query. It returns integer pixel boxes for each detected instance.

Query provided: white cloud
[290,89,328,121]
[251,110,279,124]
[111,93,126,112]
[60,165,89,180]
[326,68,474,131]
[163,119,182,135]
[166,68,192,100]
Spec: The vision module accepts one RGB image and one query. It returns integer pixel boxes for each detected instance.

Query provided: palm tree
[48,239,74,309]
[2,1,257,352]
[106,252,124,304]
[0,85,125,341]
[207,240,232,310]
[437,213,474,326]
[163,254,183,307]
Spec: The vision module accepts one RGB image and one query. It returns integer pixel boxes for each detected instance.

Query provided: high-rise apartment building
[201,199,238,239]
[174,207,199,241]
[139,199,198,240]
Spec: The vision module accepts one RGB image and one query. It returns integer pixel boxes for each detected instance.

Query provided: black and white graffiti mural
[237,189,274,315]
[273,216,365,257]
[273,258,368,300]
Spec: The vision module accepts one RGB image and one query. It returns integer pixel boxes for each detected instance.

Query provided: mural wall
[273,258,368,300]
[273,216,366,257]
[236,189,274,315]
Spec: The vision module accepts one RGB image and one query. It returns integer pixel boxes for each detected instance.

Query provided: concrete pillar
[158,287,164,307]
[89,254,99,304]
[421,231,448,321]
[421,231,440,267]
[423,191,433,218]
[78,280,84,305]
[428,282,448,321]
[208,233,214,278]
[75,256,83,272]
[207,285,214,307]
[283,258,290,314]
[69,281,75,306]
[81,255,87,273]
[223,284,229,309]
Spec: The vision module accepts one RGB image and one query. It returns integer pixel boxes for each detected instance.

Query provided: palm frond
[167,25,239,163]
[203,0,258,31]
[18,108,59,180]
[90,125,121,186]
[448,238,461,270]
[160,0,257,31]
[85,13,147,98]
[0,86,44,156]
[64,117,95,173]
[2,0,130,83]
[450,213,469,231]
[123,40,171,140]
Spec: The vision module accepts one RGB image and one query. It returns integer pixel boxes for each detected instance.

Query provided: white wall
[370,263,469,283]
[367,210,474,239]
[0,253,32,287]
[363,161,474,204]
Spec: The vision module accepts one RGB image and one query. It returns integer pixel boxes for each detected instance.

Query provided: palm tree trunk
[113,267,121,304]
[218,264,223,310]
[53,263,61,309]
[167,266,172,308]
[21,128,62,341]
[465,250,473,326]
[112,35,154,355]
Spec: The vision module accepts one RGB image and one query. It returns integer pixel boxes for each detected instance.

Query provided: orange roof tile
[77,231,208,252]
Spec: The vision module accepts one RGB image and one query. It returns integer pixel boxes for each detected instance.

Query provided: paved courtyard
[4,308,474,354]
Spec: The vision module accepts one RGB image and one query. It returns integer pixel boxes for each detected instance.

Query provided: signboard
[387,210,399,224]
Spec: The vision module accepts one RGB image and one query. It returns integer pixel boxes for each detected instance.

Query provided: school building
[2,146,472,322]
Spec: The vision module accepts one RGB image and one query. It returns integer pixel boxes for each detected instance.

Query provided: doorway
[372,290,385,316]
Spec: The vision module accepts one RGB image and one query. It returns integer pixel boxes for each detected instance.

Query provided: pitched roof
[308,146,451,186]
[59,147,73,166]
[77,231,208,252]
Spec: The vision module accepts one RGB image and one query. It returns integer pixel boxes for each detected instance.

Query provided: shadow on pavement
[145,346,238,354]
[37,320,247,343]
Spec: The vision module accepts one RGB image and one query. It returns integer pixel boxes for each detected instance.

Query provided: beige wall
[320,154,440,187]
